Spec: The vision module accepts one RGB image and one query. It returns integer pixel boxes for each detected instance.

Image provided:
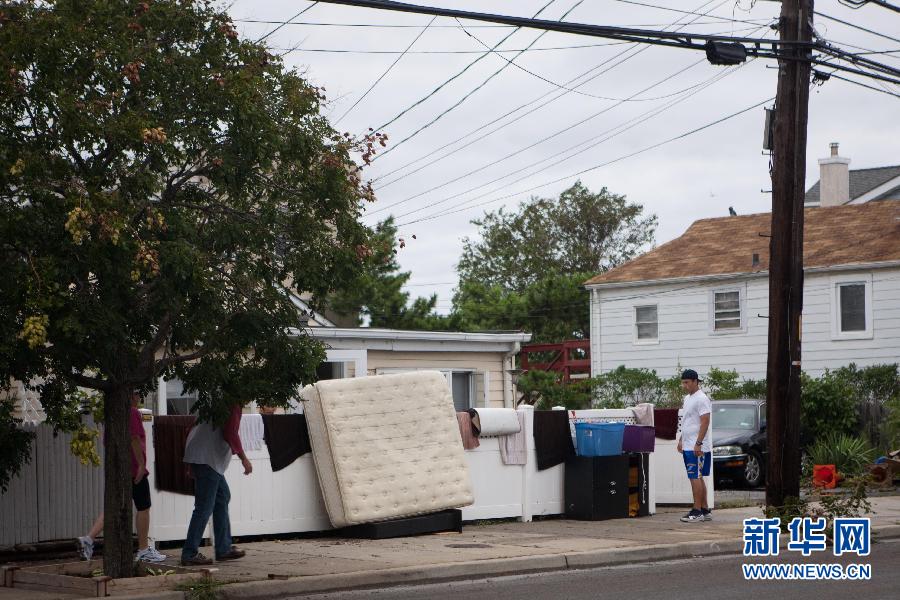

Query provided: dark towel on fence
[653,408,679,440]
[262,414,312,472]
[533,410,575,470]
[152,415,196,495]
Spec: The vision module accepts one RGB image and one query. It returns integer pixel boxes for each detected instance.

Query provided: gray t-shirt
[184,422,232,475]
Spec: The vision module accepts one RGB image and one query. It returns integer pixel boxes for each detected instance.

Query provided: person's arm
[131,436,147,483]
[223,405,252,475]
[694,413,711,456]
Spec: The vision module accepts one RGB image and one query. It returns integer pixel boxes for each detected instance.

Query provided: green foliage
[0,400,34,493]
[0,0,375,575]
[831,363,900,452]
[327,218,457,330]
[450,182,655,342]
[452,271,591,342]
[704,368,766,400]
[764,476,872,534]
[457,181,656,292]
[800,371,858,443]
[592,366,668,409]
[517,369,594,410]
[807,432,875,477]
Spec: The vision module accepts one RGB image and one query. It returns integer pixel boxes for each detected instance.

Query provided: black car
[711,399,766,488]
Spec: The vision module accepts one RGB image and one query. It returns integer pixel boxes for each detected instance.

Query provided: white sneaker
[136,546,167,563]
[77,536,94,561]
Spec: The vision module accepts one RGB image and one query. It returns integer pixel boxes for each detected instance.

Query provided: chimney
[818,142,850,206]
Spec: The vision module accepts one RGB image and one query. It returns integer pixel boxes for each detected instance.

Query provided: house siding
[590,267,900,380]
[365,350,508,408]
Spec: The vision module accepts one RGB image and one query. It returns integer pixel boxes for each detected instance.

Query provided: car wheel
[743,450,764,488]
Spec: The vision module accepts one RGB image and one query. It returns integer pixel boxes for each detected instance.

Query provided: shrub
[806,432,875,477]
[0,401,35,493]
[800,371,858,443]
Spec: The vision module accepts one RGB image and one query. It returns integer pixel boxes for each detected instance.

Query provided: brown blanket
[152,415,196,495]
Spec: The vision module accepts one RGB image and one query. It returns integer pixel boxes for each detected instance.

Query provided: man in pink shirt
[181,403,252,565]
[77,392,165,562]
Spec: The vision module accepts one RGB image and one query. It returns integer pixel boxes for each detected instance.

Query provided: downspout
[502,342,521,408]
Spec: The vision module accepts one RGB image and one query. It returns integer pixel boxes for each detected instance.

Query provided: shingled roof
[585,200,900,286]
[805,165,900,204]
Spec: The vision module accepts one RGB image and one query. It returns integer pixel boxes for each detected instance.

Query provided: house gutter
[584,259,900,291]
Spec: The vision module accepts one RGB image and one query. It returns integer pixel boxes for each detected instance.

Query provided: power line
[371,0,587,160]
[237,18,774,29]
[334,16,437,125]
[256,2,319,42]
[369,0,560,135]
[370,0,731,188]
[822,70,900,97]
[311,1,900,84]
[396,95,775,227]
[273,41,635,54]
[838,0,900,14]
[368,55,737,219]
[814,11,900,44]
[381,60,749,222]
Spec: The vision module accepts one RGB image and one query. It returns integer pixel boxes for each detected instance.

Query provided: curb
[71,524,900,600]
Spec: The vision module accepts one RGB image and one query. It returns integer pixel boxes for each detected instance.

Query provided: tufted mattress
[300,371,474,528]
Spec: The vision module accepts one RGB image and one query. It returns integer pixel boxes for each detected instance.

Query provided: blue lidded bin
[575,422,625,456]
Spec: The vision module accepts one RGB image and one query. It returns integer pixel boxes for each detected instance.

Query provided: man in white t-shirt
[677,369,712,523]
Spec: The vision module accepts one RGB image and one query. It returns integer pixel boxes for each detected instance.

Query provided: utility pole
[766,0,813,508]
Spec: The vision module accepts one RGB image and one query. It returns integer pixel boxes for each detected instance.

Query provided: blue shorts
[683,451,711,479]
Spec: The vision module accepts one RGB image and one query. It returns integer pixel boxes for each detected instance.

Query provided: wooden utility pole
[766,0,813,507]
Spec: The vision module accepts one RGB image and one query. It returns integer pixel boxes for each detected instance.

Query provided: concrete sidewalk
[3,496,899,599]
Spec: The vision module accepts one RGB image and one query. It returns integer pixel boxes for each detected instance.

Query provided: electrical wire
[371,0,587,160]
[814,11,900,45]
[379,60,749,222]
[256,2,319,42]
[370,0,730,187]
[370,0,560,134]
[396,95,774,227]
[333,16,437,125]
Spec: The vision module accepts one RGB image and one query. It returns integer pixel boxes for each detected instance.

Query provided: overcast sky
[230,0,900,315]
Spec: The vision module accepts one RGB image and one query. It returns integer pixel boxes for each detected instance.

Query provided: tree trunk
[103,386,134,579]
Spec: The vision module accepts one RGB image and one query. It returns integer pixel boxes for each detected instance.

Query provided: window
[634,305,658,343]
[838,283,866,332]
[713,289,742,331]
[375,368,486,410]
[165,377,198,415]
[450,372,472,412]
[831,275,873,340]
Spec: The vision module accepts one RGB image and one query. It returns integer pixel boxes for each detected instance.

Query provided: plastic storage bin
[622,425,656,452]
[575,422,625,456]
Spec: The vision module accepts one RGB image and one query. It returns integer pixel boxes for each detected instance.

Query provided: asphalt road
[289,539,900,600]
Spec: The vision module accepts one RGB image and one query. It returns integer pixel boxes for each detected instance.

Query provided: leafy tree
[457,181,657,293]
[453,271,591,342]
[0,0,374,576]
[452,182,655,342]
[328,217,455,330]
[0,400,34,493]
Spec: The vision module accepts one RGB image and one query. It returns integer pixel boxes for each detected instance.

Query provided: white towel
[239,413,265,451]
[473,408,521,436]
[499,411,527,465]
[630,403,655,426]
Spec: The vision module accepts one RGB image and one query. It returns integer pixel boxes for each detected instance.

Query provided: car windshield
[712,404,757,430]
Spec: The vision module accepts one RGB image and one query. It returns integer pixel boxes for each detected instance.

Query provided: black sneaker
[680,509,705,523]
[702,508,712,521]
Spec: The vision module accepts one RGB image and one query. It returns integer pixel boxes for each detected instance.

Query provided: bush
[800,371,858,443]
[833,364,900,453]
[806,432,875,477]
[705,368,766,400]
[517,369,594,410]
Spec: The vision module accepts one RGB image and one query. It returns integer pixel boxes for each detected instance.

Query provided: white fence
[1,407,710,546]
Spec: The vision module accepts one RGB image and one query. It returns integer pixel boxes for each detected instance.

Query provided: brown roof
[585,200,900,286]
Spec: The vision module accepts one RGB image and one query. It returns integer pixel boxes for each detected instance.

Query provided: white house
[584,200,900,380]
[804,143,900,206]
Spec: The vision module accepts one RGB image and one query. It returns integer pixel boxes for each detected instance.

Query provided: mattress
[301,371,474,528]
